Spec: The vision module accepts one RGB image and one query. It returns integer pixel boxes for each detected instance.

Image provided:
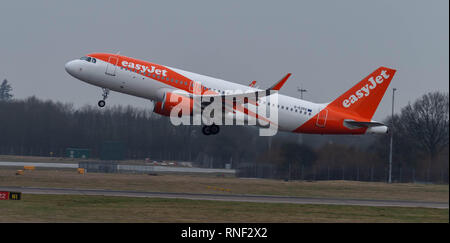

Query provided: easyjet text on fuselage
[121,60,168,77]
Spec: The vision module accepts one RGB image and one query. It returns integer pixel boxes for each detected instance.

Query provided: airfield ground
[0,166,448,222]
[0,168,448,202]
[1,194,448,223]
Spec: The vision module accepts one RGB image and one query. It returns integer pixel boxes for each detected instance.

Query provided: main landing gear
[98,88,110,107]
[202,124,220,135]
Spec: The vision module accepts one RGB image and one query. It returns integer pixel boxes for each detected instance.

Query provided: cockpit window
[80,56,91,62]
[80,56,96,63]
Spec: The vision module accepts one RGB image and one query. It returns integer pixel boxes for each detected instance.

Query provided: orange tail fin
[328,67,396,120]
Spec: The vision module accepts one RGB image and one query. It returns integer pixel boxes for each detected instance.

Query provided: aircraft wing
[268,73,291,91]
[170,73,291,126]
[247,74,290,90]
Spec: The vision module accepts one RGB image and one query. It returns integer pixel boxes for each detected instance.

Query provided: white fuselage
[66,58,323,132]
[65,53,393,135]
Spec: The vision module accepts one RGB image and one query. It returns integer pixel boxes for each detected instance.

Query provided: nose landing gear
[98,100,106,107]
[98,88,110,108]
[202,124,220,135]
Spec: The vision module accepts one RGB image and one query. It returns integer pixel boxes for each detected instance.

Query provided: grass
[0,168,448,203]
[1,166,448,223]
[0,194,447,223]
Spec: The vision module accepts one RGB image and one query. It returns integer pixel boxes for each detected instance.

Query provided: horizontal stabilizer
[344,120,385,128]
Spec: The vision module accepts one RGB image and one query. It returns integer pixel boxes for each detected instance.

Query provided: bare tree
[399,92,449,169]
[0,79,13,101]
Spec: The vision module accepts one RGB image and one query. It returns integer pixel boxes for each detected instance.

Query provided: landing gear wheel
[202,125,211,135]
[98,100,106,107]
[97,88,110,108]
[202,125,220,135]
[210,124,220,135]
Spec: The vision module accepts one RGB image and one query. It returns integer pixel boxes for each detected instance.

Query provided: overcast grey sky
[1,0,448,120]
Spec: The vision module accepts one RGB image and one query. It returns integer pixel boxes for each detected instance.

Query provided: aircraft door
[105,56,118,76]
[316,108,328,128]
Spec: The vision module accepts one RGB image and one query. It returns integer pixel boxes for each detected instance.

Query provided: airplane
[65,53,396,136]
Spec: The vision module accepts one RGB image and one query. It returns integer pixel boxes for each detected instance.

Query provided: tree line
[0,79,448,183]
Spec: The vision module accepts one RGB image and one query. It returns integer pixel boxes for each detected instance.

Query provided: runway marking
[0,186,447,209]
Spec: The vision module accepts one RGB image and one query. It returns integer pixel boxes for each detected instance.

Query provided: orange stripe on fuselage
[88,53,210,95]
[293,106,367,134]
[88,53,269,123]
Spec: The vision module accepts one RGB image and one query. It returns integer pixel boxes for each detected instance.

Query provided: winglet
[269,73,291,91]
[249,80,257,87]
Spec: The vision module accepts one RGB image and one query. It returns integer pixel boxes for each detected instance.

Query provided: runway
[1,186,448,209]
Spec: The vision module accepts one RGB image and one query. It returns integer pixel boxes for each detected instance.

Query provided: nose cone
[65,60,77,76]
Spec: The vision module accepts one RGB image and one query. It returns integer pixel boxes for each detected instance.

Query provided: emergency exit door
[105,56,118,76]
[316,109,328,128]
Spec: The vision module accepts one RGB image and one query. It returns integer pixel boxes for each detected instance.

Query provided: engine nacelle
[153,92,193,117]
[153,101,171,116]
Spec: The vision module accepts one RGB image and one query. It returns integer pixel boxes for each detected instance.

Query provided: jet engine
[153,92,193,117]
